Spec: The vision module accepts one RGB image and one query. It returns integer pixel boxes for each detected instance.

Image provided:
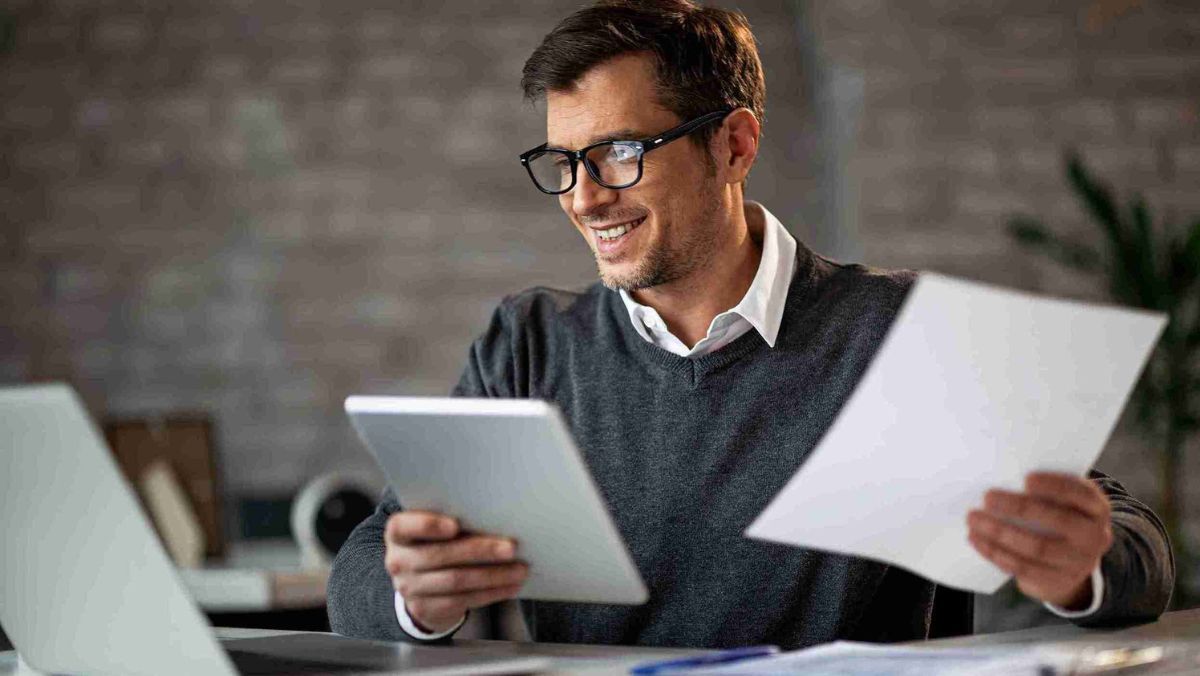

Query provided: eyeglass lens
[527,142,641,193]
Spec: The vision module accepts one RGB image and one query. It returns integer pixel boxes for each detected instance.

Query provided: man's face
[545,53,725,291]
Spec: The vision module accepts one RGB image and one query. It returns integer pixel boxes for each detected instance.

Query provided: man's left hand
[968,472,1113,610]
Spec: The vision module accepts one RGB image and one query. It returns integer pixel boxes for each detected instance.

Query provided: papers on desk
[746,274,1165,593]
[686,642,1192,675]
[687,641,1078,675]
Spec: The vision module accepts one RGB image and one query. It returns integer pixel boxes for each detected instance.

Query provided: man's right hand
[384,510,529,634]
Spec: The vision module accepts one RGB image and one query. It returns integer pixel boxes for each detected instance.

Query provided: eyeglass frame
[518,108,734,195]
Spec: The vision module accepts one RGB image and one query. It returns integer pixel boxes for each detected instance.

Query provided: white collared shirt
[618,201,796,358]
[395,202,1100,638]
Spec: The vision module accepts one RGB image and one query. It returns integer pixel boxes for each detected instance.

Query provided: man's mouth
[593,216,647,243]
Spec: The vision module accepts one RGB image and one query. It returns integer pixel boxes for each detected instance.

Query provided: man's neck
[629,202,763,348]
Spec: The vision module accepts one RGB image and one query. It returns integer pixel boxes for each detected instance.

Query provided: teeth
[597,224,628,240]
[596,218,642,241]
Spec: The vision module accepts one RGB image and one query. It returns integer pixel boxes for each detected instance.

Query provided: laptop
[0,384,549,676]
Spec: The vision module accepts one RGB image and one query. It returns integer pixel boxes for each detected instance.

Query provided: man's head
[520,0,766,292]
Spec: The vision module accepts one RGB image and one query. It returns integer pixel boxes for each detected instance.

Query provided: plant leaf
[1174,217,1200,295]
[1009,217,1051,246]
[1066,152,1157,308]
[1067,152,1122,244]
[1130,195,1168,309]
[1008,217,1103,273]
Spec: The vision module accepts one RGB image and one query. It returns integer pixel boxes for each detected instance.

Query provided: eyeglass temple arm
[641,109,733,151]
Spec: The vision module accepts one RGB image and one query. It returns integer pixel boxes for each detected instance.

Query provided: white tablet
[345,396,648,605]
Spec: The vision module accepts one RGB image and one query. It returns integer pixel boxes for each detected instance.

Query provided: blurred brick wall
[812,0,1200,292]
[0,1,820,496]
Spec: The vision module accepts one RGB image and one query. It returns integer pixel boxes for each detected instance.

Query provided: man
[328,0,1173,649]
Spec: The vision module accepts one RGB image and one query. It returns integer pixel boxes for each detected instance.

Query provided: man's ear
[717,108,760,185]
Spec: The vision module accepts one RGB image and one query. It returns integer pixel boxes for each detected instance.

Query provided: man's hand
[384,510,529,634]
[967,472,1113,610]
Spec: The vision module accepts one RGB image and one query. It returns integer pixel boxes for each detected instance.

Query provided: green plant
[1009,151,1199,607]
[0,10,17,56]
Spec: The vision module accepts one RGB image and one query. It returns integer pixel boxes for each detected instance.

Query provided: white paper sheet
[745,273,1165,593]
[691,641,1080,675]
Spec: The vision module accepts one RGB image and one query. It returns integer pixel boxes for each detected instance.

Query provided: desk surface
[2,608,1196,675]
[926,606,1200,648]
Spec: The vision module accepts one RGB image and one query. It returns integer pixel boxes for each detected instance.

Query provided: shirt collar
[618,201,797,348]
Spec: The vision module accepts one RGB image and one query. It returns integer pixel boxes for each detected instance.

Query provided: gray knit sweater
[328,244,1174,649]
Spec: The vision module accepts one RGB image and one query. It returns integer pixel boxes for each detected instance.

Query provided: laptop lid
[0,384,236,676]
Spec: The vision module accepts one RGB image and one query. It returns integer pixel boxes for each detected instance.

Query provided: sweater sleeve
[326,488,419,641]
[327,304,517,642]
[1068,469,1175,628]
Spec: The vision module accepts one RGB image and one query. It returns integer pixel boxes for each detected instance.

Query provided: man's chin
[598,272,634,292]
[597,263,657,292]
[597,262,638,292]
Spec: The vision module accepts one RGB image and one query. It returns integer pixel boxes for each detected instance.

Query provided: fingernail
[496,540,515,558]
[441,518,457,535]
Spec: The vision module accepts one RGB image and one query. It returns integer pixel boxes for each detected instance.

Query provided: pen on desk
[629,645,781,674]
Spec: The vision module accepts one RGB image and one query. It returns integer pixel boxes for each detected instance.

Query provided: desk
[2,609,1196,675]
[924,606,1200,648]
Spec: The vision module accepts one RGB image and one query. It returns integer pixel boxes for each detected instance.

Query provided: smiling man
[328,0,1174,649]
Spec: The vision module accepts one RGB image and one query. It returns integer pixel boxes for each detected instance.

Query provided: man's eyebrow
[548,128,649,149]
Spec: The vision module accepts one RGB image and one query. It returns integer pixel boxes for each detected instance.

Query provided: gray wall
[0,1,824,495]
[812,0,1200,290]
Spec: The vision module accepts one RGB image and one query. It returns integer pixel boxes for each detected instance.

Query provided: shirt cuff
[394,591,466,640]
[1044,565,1104,618]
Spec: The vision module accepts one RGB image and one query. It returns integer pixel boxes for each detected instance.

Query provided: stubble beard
[596,184,722,293]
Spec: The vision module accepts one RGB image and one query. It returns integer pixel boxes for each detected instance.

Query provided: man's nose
[569,168,619,218]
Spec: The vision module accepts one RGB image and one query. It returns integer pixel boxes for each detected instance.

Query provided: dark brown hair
[521,0,766,149]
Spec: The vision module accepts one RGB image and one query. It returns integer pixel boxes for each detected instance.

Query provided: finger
[982,490,1101,546]
[406,585,523,626]
[400,563,529,597]
[386,511,460,545]
[969,531,1093,607]
[968,510,1090,571]
[971,532,1089,608]
[968,530,1062,581]
[396,536,517,574]
[1023,473,1110,519]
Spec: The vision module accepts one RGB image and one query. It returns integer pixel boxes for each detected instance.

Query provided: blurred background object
[105,415,227,558]
[140,456,207,567]
[290,472,376,569]
[0,0,1197,637]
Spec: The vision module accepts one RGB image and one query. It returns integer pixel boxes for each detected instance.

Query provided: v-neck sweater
[329,243,1174,649]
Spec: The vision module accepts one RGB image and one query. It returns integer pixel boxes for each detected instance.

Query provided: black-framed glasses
[519,109,733,195]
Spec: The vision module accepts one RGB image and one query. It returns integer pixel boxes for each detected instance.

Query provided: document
[689,641,1079,675]
[746,273,1165,593]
